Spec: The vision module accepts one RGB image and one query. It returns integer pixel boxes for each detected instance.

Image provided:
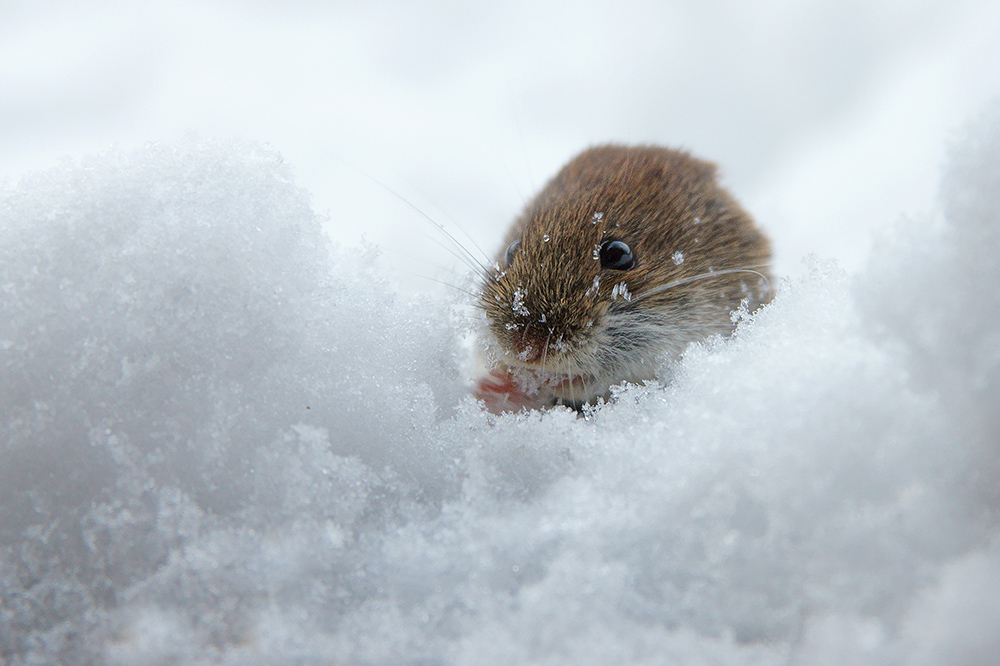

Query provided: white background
[3,0,999,282]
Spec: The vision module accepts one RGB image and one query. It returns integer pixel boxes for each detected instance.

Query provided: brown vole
[475,145,772,412]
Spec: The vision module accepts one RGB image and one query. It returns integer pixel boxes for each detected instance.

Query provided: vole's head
[480,145,772,406]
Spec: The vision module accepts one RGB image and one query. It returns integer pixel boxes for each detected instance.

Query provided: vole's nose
[512,341,545,364]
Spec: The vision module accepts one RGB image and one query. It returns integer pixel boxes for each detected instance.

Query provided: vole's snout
[489,300,593,369]
[484,255,609,368]
[490,315,550,365]
[514,340,545,364]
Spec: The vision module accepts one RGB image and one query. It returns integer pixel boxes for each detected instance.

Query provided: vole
[474,145,772,413]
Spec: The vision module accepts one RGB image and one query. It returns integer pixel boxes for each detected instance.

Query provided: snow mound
[1,112,999,664]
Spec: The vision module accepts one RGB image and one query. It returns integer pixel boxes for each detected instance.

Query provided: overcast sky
[2,0,999,283]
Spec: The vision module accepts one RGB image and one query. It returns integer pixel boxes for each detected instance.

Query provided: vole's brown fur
[479,145,772,409]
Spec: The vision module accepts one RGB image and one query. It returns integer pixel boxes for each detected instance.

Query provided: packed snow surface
[2,113,999,664]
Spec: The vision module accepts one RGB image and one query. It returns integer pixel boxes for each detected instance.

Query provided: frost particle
[611,282,632,301]
[585,275,601,297]
[512,287,530,316]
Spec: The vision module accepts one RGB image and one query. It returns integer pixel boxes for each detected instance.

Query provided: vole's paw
[473,367,547,415]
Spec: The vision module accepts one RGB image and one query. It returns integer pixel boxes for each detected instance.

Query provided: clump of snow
[2,109,999,665]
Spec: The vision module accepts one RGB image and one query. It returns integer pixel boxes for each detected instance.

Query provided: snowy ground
[2,1,1000,665]
[0,111,997,666]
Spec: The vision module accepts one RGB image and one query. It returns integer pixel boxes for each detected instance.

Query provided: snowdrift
[1,113,998,664]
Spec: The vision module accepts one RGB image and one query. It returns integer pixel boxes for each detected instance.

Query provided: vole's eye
[599,239,635,270]
[504,240,521,266]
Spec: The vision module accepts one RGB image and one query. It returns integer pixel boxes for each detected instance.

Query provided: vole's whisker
[440,218,494,269]
[426,219,492,275]
[411,274,481,300]
[479,265,502,289]
[541,328,553,368]
[336,157,493,275]
[387,245,477,281]
[632,265,772,303]
[566,355,579,408]
[423,234,488,276]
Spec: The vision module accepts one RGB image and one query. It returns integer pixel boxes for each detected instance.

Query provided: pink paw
[473,367,546,414]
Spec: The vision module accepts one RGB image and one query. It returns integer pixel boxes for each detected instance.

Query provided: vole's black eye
[504,240,521,266]
[599,239,635,270]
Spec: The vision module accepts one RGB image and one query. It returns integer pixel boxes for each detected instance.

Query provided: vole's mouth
[504,364,597,399]
[537,372,598,401]
[550,374,590,393]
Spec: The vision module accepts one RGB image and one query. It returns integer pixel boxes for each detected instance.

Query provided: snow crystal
[2,108,1000,664]
[511,286,530,316]
[610,282,632,301]
[672,250,685,265]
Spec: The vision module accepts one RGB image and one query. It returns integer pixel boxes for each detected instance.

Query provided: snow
[1,102,998,664]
